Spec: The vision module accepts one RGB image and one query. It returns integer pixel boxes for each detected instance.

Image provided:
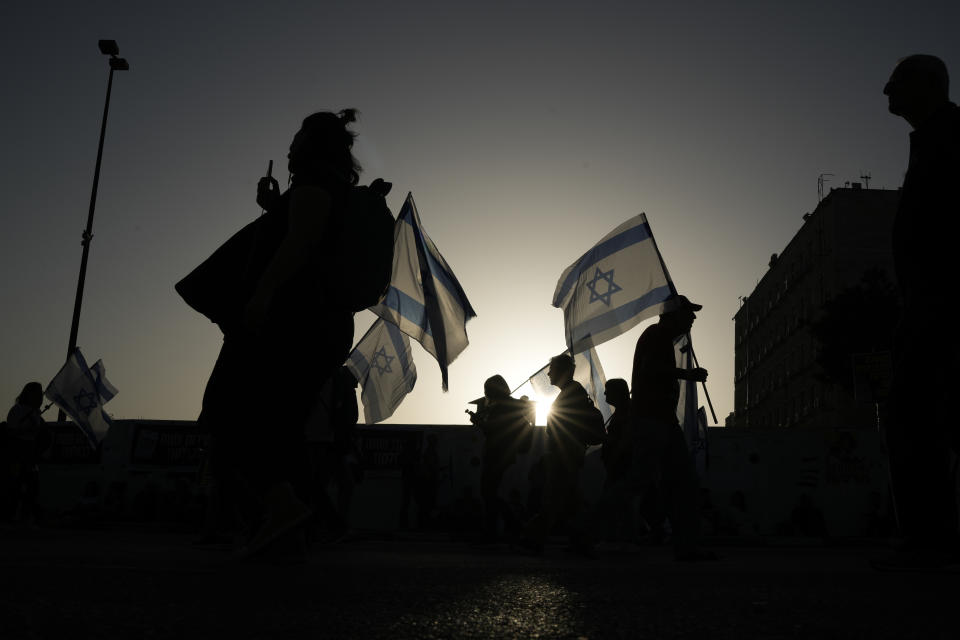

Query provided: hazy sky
[2,1,957,426]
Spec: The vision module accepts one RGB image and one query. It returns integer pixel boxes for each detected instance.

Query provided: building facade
[730,185,899,429]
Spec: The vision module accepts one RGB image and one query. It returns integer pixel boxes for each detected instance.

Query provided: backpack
[334,178,395,312]
[175,178,396,328]
[571,401,606,447]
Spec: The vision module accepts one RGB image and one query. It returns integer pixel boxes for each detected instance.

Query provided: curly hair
[290,108,363,185]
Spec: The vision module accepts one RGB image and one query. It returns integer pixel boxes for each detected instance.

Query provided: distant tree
[811,269,900,395]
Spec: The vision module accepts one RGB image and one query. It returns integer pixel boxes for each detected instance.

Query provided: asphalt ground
[0,526,956,639]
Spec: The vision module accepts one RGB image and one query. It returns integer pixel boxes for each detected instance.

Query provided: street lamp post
[59,40,129,421]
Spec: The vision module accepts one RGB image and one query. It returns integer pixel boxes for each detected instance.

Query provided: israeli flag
[523,347,612,424]
[371,193,476,390]
[553,213,676,354]
[44,348,117,448]
[346,319,417,424]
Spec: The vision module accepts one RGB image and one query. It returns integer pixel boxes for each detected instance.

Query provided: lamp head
[98,40,119,56]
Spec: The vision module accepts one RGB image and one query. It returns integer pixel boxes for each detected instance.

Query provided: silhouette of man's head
[660,295,702,338]
[547,354,575,388]
[604,378,629,408]
[483,374,511,401]
[16,381,43,410]
[288,109,362,184]
[884,55,950,127]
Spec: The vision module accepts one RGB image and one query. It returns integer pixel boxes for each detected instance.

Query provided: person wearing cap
[629,295,714,561]
[568,296,712,559]
[873,55,960,571]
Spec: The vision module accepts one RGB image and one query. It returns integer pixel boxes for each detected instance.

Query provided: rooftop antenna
[817,173,834,201]
[860,172,872,189]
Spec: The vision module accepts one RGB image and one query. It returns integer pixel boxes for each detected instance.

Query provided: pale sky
[2,0,957,426]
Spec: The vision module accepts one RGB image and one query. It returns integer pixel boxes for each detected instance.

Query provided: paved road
[0,526,955,639]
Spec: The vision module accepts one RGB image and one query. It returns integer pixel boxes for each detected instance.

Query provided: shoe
[238,483,313,558]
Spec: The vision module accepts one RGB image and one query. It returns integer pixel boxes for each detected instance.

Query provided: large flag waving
[522,347,612,424]
[553,213,676,354]
[371,193,476,390]
[346,318,417,424]
[45,348,118,448]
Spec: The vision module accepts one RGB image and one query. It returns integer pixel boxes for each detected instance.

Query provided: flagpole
[686,334,718,424]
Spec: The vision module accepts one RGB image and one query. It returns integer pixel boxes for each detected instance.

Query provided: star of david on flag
[370,193,476,391]
[346,319,417,424]
[370,347,395,375]
[74,388,99,416]
[586,267,622,306]
[553,213,677,354]
[45,348,118,448]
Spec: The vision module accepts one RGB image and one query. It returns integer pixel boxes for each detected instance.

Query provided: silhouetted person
[3,382,50,524]
[599,378,637,541]
[519,354,596,554]
[306,367,360,542]
[600,379,632,484]
[877,55,960,570]
[526,454,545,515]
[329,368,362,527]
[192,110,374,556]
[469,374,535,539]
[629,296,713,560]
[572,298,713,559]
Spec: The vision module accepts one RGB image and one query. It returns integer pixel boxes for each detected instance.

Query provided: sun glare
[530,393,555,426]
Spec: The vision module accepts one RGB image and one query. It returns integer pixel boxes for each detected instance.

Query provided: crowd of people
[469,297,715,561]
[3,54,958,570]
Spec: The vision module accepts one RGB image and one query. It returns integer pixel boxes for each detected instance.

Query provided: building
[730,185,899,429]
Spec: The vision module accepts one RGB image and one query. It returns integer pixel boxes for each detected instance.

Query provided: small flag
[522,347,612,423]
[346,319,417,424]
[45,349,117,448]
[553,213,676,354]
[371,193,476,390]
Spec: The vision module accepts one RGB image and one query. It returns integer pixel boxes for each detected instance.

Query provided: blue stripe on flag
[387,323,412,373]
[569,284,674,345]
[399,213,474,310]
[554,222,653,305]
[349,349,371,377]
[380,287,434,338]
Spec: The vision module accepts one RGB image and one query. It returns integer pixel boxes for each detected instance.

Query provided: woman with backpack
[181,110,392,557]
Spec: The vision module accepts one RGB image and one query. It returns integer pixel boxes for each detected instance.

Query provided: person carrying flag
[518,354,599,554]
[570,296,714,560]
[630,295,714,561]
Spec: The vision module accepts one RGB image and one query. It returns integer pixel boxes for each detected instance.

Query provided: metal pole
[59,66,116,422]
